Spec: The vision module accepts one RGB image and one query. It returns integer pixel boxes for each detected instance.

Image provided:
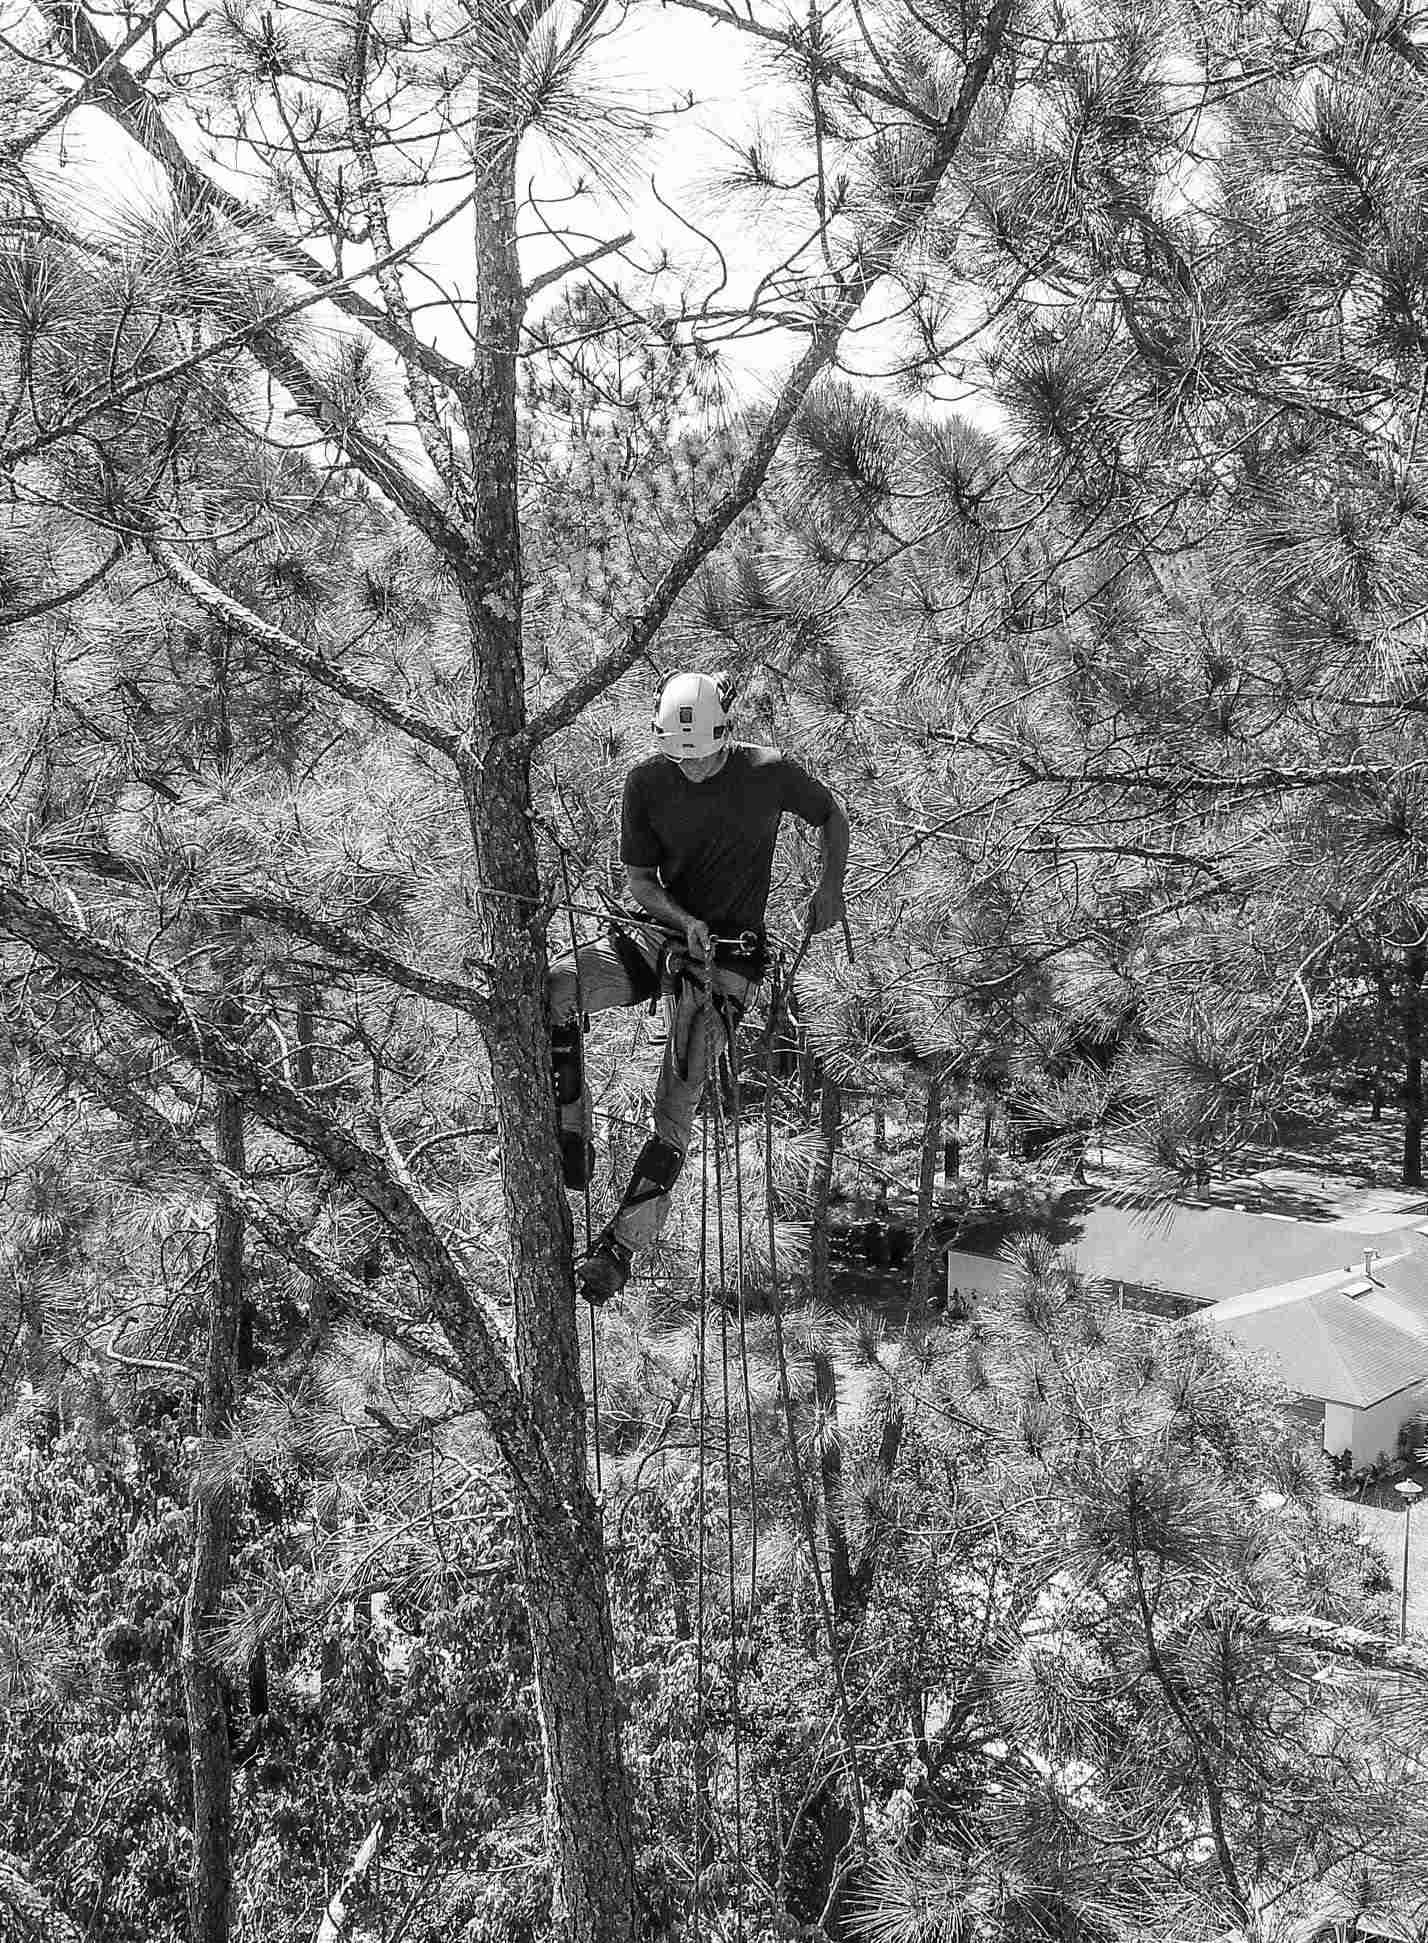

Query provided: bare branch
[1240,1606,1428,1680]
[663,0,945,130]
[2,0,178,161]
[26,843,492,1022]
[345,0,456,488]
[523,230,636,305]
[229,895,491,1021]
[316,1822,386,1943]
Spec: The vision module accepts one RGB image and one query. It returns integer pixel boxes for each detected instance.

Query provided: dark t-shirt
[621,743,835,942]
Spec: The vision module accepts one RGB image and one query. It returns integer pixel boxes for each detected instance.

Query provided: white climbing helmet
[651,671,730,759]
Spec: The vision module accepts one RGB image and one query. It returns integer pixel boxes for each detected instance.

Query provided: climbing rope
[710,1072,748,1943]
[551,835,864,1925]
[721,1040,760,1630]
[678,934,866,1931]
[756,948,871,1859]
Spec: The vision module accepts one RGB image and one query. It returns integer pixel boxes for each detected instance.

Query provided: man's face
[671,745,730,784]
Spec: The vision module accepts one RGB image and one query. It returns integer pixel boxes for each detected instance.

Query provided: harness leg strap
[619,1134,685,1209]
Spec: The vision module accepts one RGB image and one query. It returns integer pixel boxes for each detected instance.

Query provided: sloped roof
[1356,1251,1428,1342]
[1204,1287,1428,1408]
[1063,1199,1424,1309]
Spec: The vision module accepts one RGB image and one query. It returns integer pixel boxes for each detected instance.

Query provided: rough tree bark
[461,103,638,1937]
[912,1069,943,1313]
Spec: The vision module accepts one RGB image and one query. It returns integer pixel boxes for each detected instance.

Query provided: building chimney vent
[1364,1248,1381,1285]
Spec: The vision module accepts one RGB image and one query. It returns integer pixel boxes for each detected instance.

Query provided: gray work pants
[548,938,755,1254]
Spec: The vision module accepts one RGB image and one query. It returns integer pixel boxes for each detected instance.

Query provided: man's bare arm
[807,802,850,934]
[625,865,711,959]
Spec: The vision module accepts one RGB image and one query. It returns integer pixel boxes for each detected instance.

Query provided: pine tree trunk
[808,1080,852,1619]
[979,1100,994,1198]
[1403,944,1424,1189]
[182,1074,243,1943]
[462,117,638,1942]
[912,1071,942,1311]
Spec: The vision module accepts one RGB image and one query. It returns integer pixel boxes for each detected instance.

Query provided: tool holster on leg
[550,1016,594,1188]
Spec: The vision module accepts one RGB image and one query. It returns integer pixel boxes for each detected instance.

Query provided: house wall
[1324,1387,1428,1469]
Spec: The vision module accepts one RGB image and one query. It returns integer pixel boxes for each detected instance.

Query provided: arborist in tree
[549,669,850,1304]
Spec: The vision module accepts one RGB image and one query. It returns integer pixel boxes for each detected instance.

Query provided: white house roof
[1201,1286,1428,1409]
[1063,1199,1426,1309]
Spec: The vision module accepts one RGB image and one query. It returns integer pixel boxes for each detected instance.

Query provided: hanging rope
[757,945,870,1860]
[557,853,601,1499]
[722,1040,761,1630]
[680,975,763,1940]
[682,939,864,1936]
[709,1071,746,1943]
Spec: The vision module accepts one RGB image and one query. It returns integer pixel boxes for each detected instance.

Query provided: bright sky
[17,0,968,424]
[21,0,868,400]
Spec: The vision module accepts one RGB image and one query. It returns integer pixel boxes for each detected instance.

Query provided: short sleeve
[776,756,836,827]
[620,768,662,869]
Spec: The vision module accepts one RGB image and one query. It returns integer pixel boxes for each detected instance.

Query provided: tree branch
[35,2,477,570]
[523,231,636,305]
[230,895,491,1022]
[0,543,123,624]
[1351,0,1428,75]
[316,1822,385,1943]
[345,1,455,489]
[663,0,945,130]
[35,0,474,401]
[0,873,560,1515]
[23,847,490,1023]
[22,1019,472,1388]
[144,539,465,763]
[2,0,175,160]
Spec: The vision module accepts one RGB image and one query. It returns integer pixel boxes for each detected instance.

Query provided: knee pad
[551,1018,584,1107]
[621,1134,685,1208]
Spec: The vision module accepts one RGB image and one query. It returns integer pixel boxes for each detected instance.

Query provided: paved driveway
[1324,1474,1428,1639]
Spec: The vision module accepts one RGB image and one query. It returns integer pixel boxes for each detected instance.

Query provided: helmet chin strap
[665,743,732,775]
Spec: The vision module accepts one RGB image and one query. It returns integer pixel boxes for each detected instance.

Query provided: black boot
[576,1229,633,1306]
